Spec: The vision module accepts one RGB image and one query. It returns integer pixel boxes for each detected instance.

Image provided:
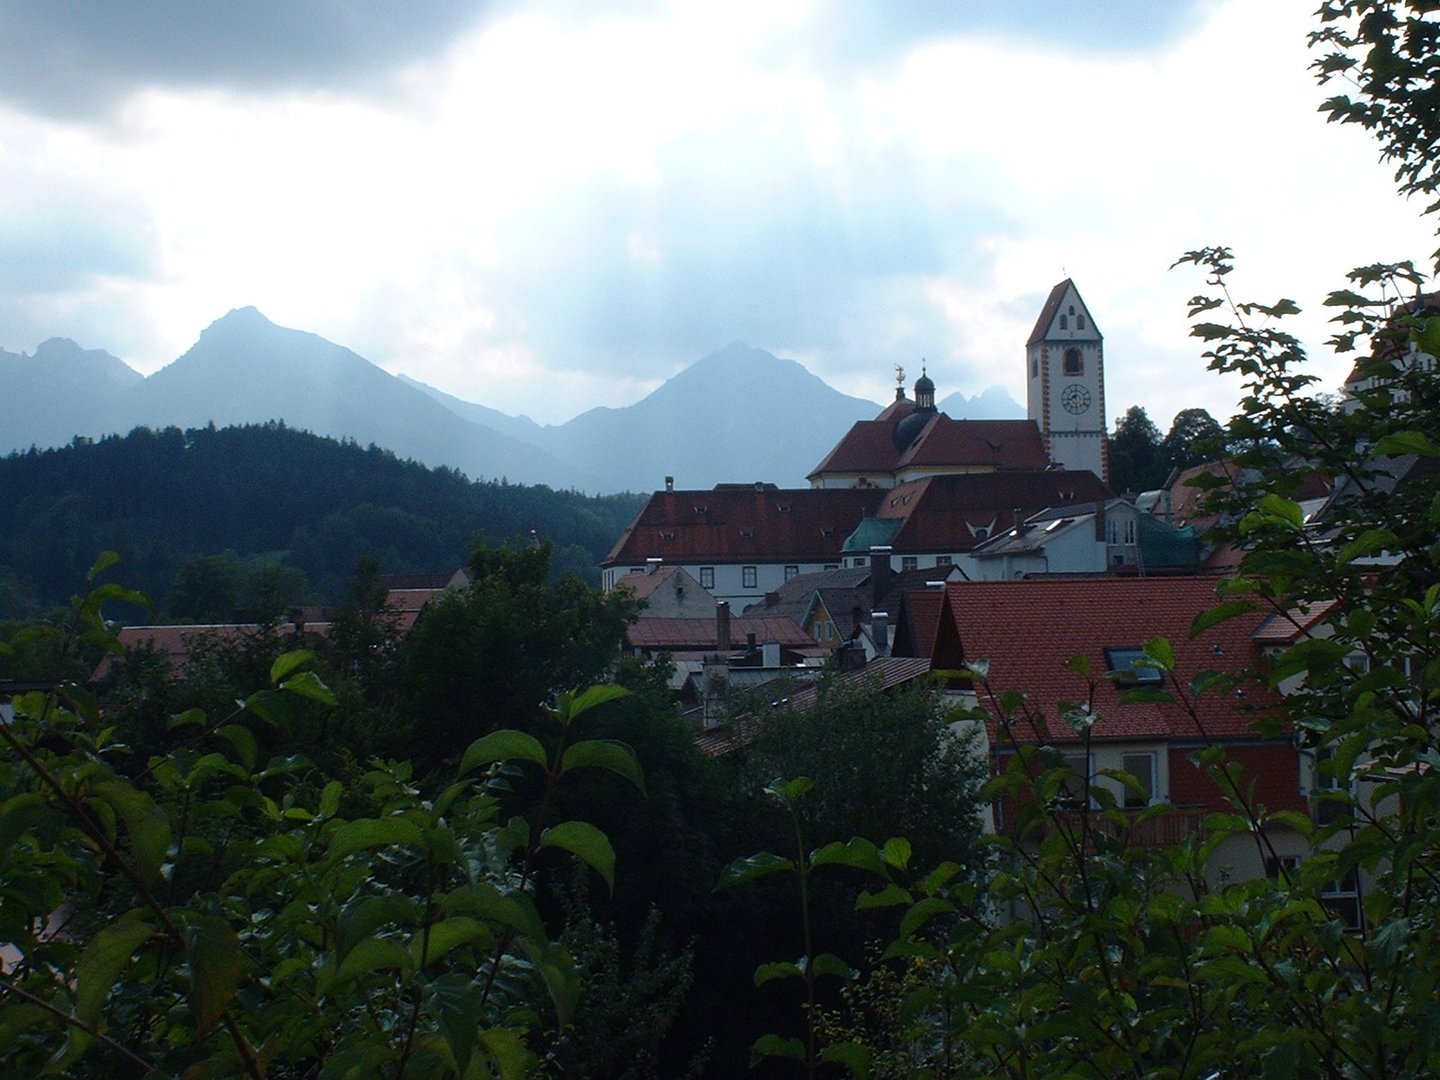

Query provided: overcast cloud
[0,1,1431,429]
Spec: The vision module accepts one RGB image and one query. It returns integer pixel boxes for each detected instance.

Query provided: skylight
[1105,647,1164,685]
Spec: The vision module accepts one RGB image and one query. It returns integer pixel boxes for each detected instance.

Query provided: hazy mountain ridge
[1,312,1023,492]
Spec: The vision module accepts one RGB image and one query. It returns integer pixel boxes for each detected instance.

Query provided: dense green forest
[0,423,645,619]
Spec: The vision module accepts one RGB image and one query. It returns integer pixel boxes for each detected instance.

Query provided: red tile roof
[933,577,1283,744]
[809,417,1048,479]
[604,487,881,566]
[871,471,1114,553]
[626,616,818,651]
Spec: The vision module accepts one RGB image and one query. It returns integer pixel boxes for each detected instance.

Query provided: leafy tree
[1107,404,1164,491]
[395,538,640,768]
[0,564,645,1076]
[166,552,243,622]
[1160,405,1225,473]
[742,675,986,872]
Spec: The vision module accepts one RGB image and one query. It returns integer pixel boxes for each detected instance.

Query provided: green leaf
[1374,430,1439,457]
[754,961,804,986]
[559,738,646,794]
[752,1034,806,1064]
[900,897,955,939]
[856,884,912,911]
[87,551,122,583]
[519,937,580,1028]
[337,894,420,962]
[820,1040,872,1078]
[280,669,337,706]
[269,649,315,684]
[458,729,548,776]
[561,683,631,720]
[1255,493,1305,531]
[479,1026,535,1080]
[92,780,171,887]
[717,851,795,889]
[335,936,413,983]
[811,838,883,874]
[411,916,490,968]
[1144,636,1175,671]
[882,837,912,870]
[428,973,483,1076]
[318,780,343,820]
[540,820,616,890]
[74,919,154,1030]
[0,793,51,867]
[765,776,814,805]
[186,915,248,1034]
[809,952,852,979]
[328,816,424,860]
[216,723,257,771]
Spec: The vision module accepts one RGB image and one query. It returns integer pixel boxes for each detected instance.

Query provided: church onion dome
[893,366,937,449]
[913,367,936,411]
[893,408,930,452]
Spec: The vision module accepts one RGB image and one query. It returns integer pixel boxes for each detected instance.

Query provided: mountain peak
[204,306,274,334]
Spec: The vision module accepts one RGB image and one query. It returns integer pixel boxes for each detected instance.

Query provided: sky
[1,0,1433,431]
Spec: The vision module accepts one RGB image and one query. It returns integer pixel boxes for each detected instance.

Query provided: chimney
[762,641,781,667]
[716,601,731,653]
[764,591,779,607]
[746,631,757,651]
[646,557,663,575]
[1095,502,1108,542]
[665,475,674,491]
[871,610,890,658]
[869,545,892,611]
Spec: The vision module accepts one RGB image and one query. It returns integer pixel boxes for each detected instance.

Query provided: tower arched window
[1063,348,1083,376]
[1059,315,1068,329]
[1077,314,1086,329]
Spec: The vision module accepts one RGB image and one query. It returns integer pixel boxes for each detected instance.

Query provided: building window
[824,563,838,571]
[699,566,714,589]
[1123,519,1136,545]
[784,565,799,581]
[1077,314,1086,329]
[1120,752,1156,808]
[901,556,918,572]
[1106,518,1118,545]
[1060,314,1068,329]
[935,555,952,567]
[1321,870,1364,930]
[1060,753,1093,808]
[742,566,757,589]
[1063,348,1083,376]
[1313,747,1354,825]
[1031,355,1038,378]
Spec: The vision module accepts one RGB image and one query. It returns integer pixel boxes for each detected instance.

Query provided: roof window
[1105,647,1164,685]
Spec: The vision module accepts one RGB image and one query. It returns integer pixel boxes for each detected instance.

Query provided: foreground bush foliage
[0,574,641,1077]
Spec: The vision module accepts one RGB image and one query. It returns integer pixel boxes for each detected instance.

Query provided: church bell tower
[1026,279,1108,481]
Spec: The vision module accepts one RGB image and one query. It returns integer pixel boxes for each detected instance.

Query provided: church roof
[809,417,1048,480]
[844,471,1114,555]
[603,486,880,566]
[1026,279,1102,346]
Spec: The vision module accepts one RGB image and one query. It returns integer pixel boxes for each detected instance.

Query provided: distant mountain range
[0,309,1023,493]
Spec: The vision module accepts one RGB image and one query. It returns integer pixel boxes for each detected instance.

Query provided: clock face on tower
[1061,383,1092,414]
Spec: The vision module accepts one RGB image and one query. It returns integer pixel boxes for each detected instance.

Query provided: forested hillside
[0,422,645,618]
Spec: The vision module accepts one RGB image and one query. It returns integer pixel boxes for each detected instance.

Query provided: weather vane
[895,364,905,388]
